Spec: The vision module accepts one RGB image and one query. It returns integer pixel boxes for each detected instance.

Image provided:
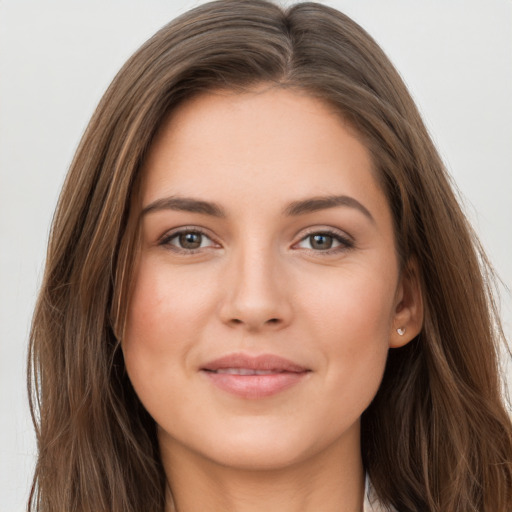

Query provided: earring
[397,327,406,336]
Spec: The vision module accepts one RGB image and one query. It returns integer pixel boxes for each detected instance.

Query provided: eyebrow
[141,196,226,218]
[283,195,374,222]
[141,194,374,223]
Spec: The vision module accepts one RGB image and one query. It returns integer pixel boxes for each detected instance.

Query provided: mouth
[200,353,310,399]
[205,368,292,375]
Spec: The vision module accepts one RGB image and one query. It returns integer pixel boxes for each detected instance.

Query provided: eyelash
[158,227,355,255]
[159,227,217,255]
[295,228,355,255]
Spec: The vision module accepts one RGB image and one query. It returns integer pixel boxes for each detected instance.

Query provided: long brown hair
[28,1,512,510]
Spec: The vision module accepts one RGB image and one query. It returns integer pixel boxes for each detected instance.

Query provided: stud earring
[397,327,406,336]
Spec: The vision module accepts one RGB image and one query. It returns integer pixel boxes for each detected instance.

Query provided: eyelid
[158,226,220,253]
[157,225,355,255]
[292,226,355,253]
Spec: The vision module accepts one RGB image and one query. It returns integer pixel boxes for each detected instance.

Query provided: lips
[201,353,310,399]
[202,353,308,373]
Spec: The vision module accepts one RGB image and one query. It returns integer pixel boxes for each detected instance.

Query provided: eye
[295,230,354,252]
[160,228,217,252]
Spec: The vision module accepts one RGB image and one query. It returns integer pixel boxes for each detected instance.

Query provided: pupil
[180,232,201,249]
[311,234,332,250]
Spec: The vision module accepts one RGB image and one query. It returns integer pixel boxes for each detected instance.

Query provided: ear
[390,258,424,348]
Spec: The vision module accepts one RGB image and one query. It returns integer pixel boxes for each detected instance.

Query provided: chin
[213,437,312,471]
[159,413,361,473]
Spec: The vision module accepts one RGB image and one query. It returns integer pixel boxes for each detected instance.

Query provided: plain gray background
[1,1,511,509]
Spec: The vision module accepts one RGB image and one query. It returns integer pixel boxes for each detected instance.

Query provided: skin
[122,86,423,512]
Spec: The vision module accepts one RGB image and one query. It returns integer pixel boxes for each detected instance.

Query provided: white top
[363,476,396,512]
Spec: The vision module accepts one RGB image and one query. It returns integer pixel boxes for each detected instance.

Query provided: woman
[27,1,512,511]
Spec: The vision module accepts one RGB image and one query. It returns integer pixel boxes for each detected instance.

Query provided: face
[123,86,416,471]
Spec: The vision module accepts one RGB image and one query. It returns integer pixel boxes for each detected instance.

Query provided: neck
[161,426,365,512]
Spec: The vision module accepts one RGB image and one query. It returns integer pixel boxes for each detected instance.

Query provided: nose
[218,246,293,332]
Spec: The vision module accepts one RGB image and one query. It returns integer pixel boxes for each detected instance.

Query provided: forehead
[139,87,389,223]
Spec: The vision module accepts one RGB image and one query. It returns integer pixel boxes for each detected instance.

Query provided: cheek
[299,265,397,408]
[125,256,215,345]
[121,257,216,404]
[302,263,397,344]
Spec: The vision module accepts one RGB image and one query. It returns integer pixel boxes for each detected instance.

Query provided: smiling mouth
[201,353,310,399]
